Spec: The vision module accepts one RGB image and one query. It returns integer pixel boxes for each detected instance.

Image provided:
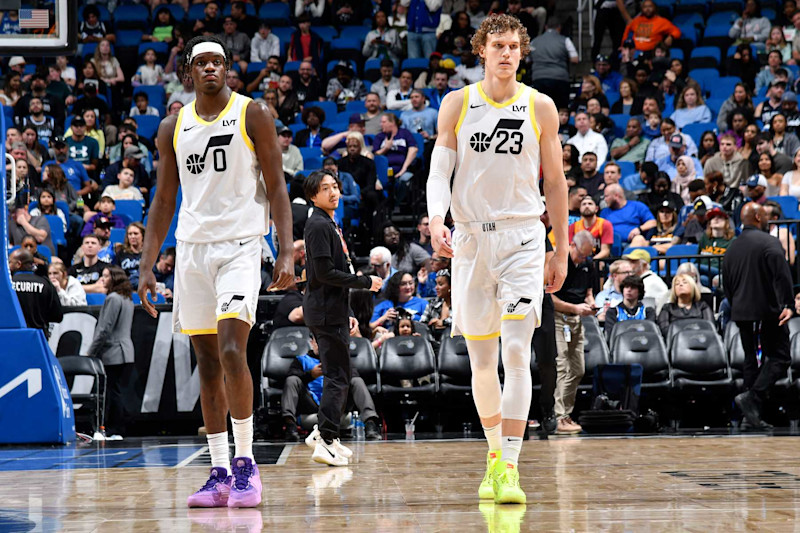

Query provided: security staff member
[9,248,62,338]
[533,218,557,434]
[723,203,794,429]
[302,170,382,466]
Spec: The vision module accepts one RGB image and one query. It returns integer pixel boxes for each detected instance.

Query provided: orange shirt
[622,15,681,51]
[569,217,614,254]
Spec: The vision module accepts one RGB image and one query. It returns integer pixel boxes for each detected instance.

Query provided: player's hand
[311,364,323,379]
[779,307,793,326]
[349,316,359,335]
[545,251,568,294]
[430,218,453,258]
[369,275,383,292]
[268,250,294,291]
[138,269,159,318]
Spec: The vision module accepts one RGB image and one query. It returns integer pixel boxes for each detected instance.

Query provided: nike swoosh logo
[521,239,534,246]
[470,104,485,109]
[325,446,335,458]
[239,238,256,246]
[183,125,197,131]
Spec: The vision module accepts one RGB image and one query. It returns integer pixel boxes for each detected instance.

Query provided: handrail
[5,153,15,208]
[576,0,593,62]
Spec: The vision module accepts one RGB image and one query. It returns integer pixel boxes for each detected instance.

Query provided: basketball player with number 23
[138,36,295,509]
[427,15,568,505]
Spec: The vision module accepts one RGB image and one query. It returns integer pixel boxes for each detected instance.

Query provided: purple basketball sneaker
[187,467,233,508]
[228,457,262,508]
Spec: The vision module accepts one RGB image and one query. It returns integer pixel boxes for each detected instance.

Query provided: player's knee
[501,337,531,369]
[218,342,247,369]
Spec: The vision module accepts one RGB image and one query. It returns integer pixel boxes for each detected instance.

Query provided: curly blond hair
[471,14,531,65]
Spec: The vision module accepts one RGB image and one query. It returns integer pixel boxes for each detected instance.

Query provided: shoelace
[200,473,224,492]
[233,463,253,490]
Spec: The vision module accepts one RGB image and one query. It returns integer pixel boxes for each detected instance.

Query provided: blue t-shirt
[0,13,19,34]
[371,296,429,326]
[43,160,90,193]
[297,353,323,404]
[66,136,100,165]
[599,200,654,242]
[373,128,417,174]
[400,108,438,137]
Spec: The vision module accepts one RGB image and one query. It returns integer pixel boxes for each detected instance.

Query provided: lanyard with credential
[336,225,354,274]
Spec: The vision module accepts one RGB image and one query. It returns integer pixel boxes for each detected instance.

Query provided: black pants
[736,318,791,399]
[533,297,557,416]
[105,363,134,436]
[592,8,626,63]
[530,79,571,111]
[281,375,378,423]
[310,325,351,440]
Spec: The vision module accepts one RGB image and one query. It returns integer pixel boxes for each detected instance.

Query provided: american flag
[19,9,49,29]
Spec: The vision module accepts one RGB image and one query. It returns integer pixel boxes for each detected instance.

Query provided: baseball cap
[623,248,651,263]
[440,58,457,69]
[277,125,292,135]
[668,133,684,148]
[349,112,365,125]
[784,91,798,103]
[95,215,114,227]
[746,174,768,188]
[429,51,443,59]
[658,199,678,212]
[71,116,86,127]
[595,54,610,63]
[51,136,67,148]
[770,78,787,87]
[705,206,729,220]
[124,145,144,159]
[8,56,25,67]
[99,194,116,204]
[692,195,716,215]
[334,60,354,74]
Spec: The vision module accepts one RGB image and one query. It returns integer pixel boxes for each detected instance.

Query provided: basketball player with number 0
[426,15,569,504]
[138,36,295,508]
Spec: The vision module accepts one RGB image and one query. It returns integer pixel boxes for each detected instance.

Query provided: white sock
[231,414,254,460]
[502,436,523,465]
[207,431,231,473]
[483,422,502,452]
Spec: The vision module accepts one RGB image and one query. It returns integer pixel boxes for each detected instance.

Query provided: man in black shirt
[336,137,380,227]
[533,219,558,434]
[290,61,324,108]
[723,203,794,429]
[272,270,306,329]
[9,249,63,338]
[68,235,107,294]
[550,230,596,434]
[302,170,382,466]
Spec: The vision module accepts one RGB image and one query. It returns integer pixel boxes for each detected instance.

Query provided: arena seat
[114,199,144,223]
[86,293,107,306]
[258,2,290,23]
[311,26,338,41]
[349,336,380,394]
[670,330,732,390]
[579,316,610,391]
[339,26,370,42]
[609,319,661,353]
[133,85,166,108]
[131,115,160,141]
[788,317,800,341]
[44,215,66,251]
[161,4,186,22]
[437,330,473,399]
[379,336,438,400]
[612,328,671,392]
[113,4,150,30]
[767,196,800,220]
[681,122,715,147]
[666,318,719,354]
[57,356,105,435]
[109,227,126,245]
[116,29,143,48]
[260,327,311,407]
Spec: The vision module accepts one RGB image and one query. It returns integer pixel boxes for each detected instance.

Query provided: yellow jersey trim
[190,91,238,126]
[462,331,501,340]
[454,85,469,135]
[239,96,255,153]
[181,328,217,336]
[172,107,185,152]
[501,314,527,321]
[217,312,242,321]
[476,81,525,109]
[529,89,541,142]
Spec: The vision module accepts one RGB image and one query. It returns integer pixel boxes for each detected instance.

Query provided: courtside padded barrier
[0,111,75,444]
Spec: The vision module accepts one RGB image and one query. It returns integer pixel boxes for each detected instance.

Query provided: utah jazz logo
[220,294,245,313]
[185,134,234,174]
[469,119,525,154]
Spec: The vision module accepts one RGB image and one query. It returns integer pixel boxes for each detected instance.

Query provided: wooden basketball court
[2,434,800,531]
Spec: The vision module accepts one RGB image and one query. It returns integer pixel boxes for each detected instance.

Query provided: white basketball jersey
[173,92,269,243]
[452,82,544,223]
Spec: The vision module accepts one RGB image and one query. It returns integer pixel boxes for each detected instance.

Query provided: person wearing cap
[15,97,57,147]
[8,56,26,76]
[756,51,795,95]
[698,205,736,278]
[320,114,370,157]
[370,58,401,105]
[781,90,800,133]
[703,133,750,189]
[723,202,794,429]
[363,11,402,64]
[674,194,719,245]
[568,112,608,164]
[624,248,669,306]
[294,106,333,149]
[655,133,703,181]
[42,138,95,199]
[756,78,788,125]
[326,60,368,111]
[600,183,656,243]
[278,126,303,177]
[81,195,127,236]
[592,54,623,95]
[65,115,100,178]
[386,70,415,111]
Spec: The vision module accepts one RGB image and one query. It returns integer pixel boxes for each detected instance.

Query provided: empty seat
[261,328,311,407]
[666,319,717,353]
[349,336,380,394]
[670,330,732,390]
[438,330,472,398]
[58,356,105,434]
[113,199,144,223]
[258,2,290,23]
[612,330,671,391]
[379,336,438,399]
[608,319,661,350]
[580,327,611,390]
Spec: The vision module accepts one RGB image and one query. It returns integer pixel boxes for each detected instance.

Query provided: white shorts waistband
[454,217,541,234]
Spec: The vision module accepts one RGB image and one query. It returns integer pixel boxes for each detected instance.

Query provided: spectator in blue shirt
[42,137,96,199]
[400,89,438,140]
[600,183,656,243]
[322,157,360,223]
[426,70,452,110]
[655,134,704,180]
[373,113,418,205]
[65,115,100,178]
[370,271,429,330]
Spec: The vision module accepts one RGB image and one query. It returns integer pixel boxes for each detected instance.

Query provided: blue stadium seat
[161,4,186,22]
[691,46,721,63]
[303,155,323,170]
[762,7,776,19]
[673,13,703,27]
[258,2,290,22]
[726,43,756,57]
[284,61,301,73]
[305,101,338,120]
[681,122,715,146]
[44,215,66,250]
[187,4,209,21]
[652,0,673,16]
[609,114,629,138]
[82,42,115,59]
[373,154,390,196]
[326,121,348,133]
[412,133,425,160]
[109,227,126,245]
[669,48,684,60]
[402,57,430,71]
[707,11,738,26]
[687,69,719,93]
[247,62,266,74]
[339,26,370,41]
[138,42,168,59]
[299,147,323,159]
[663,244,699,276]
[330,38,361,51]
[222,3,256,16]
[620,174,646,191]
[676,23,699,45]
[616,161,636,177]
[346,100,367,114]
[114,199,144,223]
[114,4,150,29]
[86,293,107,306]
[705,98,725,119]
[288,123,305,135]
[132,115,160,141]
[133,85,166,108]
[36,245,52,262]
[701,24,731,41]
[115,29,143,48]
[768,196,800,220]
[272,27,294,48]
[311,26,338,41]
[674,0,707,16]
[708,76,742,100]
[441,54,462,65]
[709,0,743,13]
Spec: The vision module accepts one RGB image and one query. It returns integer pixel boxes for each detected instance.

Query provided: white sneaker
[312,440,349,467]
[305,425,353,458]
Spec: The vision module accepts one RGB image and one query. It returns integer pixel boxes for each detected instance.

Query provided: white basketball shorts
[172,236,262,335]
[451,217,545,340]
